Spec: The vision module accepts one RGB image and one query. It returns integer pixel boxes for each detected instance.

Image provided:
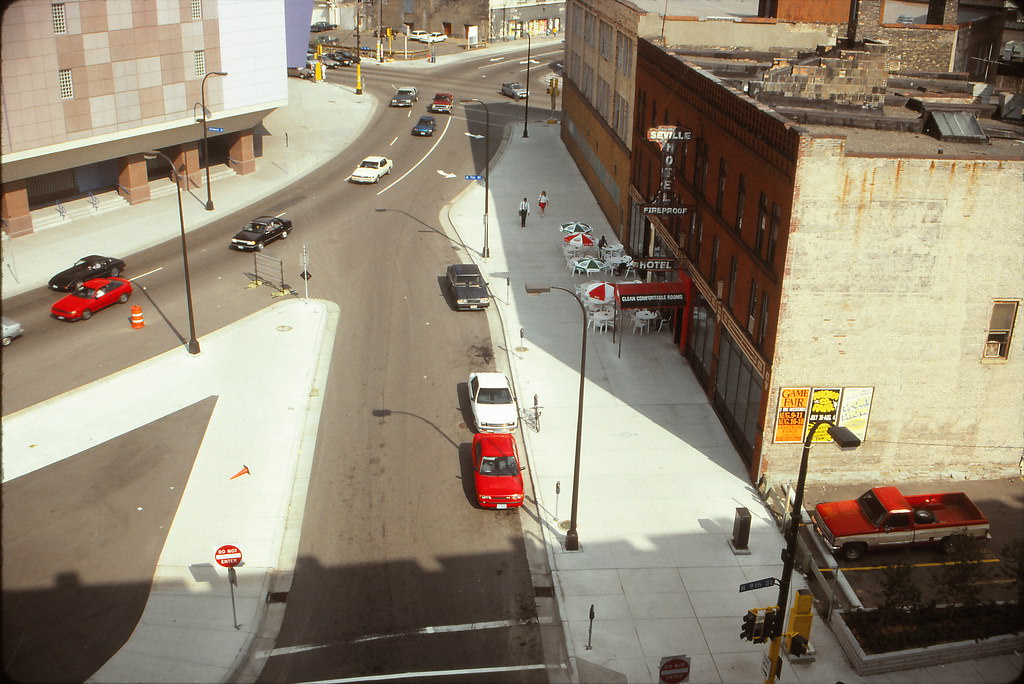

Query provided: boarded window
[984,301,1018,359]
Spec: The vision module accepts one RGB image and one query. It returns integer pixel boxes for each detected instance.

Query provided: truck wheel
[841,543,866,561]
[942,536,964,555]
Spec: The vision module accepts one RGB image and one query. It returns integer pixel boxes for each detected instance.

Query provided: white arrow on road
[464,132,483,139]
[437,170,456,178]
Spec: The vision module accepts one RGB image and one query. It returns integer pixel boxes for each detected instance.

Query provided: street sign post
[659,655,691,683]
[465,174,482,180]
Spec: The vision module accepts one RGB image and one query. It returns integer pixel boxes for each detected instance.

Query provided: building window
[709,236,719,284]
[716,158,727,212]
[52,3,66,33]
[984,301,1018,359]
[727,256,738,308]
[694,215,704,266]
[191,0,202,20]
[58,68,73,99]
[194,50,206,78]
[747,279,758,334]
[767,202,781,263]
[598,20,612,60]
[735,175,746,234]
[755,192,768,252]
[758,295,770,345]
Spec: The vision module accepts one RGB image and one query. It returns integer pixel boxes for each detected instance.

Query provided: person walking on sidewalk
[537,190,548,216]
[518,197,530,228]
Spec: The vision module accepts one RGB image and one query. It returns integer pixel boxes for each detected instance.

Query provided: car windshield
[857,490,888,527]
[359,160,378,168]
[477,387,512,404]
[76,286,100,298]
[454,275,481,285]
[479,456,519,476]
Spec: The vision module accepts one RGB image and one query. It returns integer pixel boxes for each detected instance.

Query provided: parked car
[500,82,528,100]
[422,32,446,43]
[468,372,518,432]
[411,115,436,136]
[310,21,337,32]
[230,215,293,251]
[472,432,524,509]
[408,30,430,42]
[429,92,454,114]
[446,264,489,310]
[390,86,418,107]
[2,316,24,346]
[50,277,132,321]
[48,255,126,292]
[812,486,991,561]
[349,156,393,183]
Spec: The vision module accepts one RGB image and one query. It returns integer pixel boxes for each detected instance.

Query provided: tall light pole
[766,418,860,684]
[521,29,531,138]
[200,71,227,211]
[377,0,384,63]
[461,99,490,258]
[525,284,587,550]
[355,1,364,94]
[144,150,201,355]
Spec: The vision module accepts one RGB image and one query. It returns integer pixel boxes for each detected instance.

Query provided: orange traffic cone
[130,305,144,329]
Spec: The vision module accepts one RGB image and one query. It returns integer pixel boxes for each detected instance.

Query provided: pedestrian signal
[790,634,809,657]
[758,608,778,643]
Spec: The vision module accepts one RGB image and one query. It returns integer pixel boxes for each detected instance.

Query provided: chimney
[848,0,882,43]
[926,0,959,26]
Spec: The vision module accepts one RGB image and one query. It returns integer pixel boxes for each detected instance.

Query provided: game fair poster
[773,388,810,443]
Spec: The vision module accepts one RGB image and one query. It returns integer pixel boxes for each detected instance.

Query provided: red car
[472,433,524,509]
[50,277,132,321]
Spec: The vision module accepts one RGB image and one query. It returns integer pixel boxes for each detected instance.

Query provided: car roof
[470,371,509,388]
[473,431,517,457]
[449,263,482,276]
[362,156,387,162]
[434,92,453,98]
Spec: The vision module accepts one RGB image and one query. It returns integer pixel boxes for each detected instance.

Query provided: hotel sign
[647,126,693,143]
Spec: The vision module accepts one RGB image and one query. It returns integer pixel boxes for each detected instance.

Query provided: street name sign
[208,126,224,132]
[465,174,483,180]
[739,577,777,592]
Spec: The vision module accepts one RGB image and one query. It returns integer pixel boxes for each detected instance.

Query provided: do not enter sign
[659,655,690,683]
[215,545,242,567]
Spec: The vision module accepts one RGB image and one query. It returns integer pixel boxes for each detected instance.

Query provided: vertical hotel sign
[773,387,874,443]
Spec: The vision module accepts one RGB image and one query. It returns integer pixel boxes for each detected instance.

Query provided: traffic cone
[130,305,144,329]
[230,465,250,480]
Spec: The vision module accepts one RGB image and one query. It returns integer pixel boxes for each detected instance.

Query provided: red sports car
[472,432,524,509]
[50,277,132,321]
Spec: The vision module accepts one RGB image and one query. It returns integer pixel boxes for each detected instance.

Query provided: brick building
[1,0,292,237]
[630,38,1024,487]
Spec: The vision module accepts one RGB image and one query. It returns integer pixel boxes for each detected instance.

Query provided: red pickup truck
[429,92,453,114]
[812,486,990,561]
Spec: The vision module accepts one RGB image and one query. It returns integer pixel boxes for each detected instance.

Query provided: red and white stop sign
[215,545,242,567]
[659,656,690,683]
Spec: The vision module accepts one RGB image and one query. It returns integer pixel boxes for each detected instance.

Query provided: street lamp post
[355,1,364,94]
[521,29,531,138]
[461,99,490,258]
[144,150,201,355]
[525,284,587,550]
[766,418,860,683]
[200,71,227,211]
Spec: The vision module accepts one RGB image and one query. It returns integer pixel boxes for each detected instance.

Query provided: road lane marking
[351,617,546,643]
[300,663,556,682]
[377,116,453,196]
[819,557,1001,571]
[130,267,163,281]
[389,136,398,145]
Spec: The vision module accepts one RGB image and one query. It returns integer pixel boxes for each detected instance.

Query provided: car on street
[48,255,126,292]
[327,50,359,65]
[445,264,490,310]
[472,432,524,509]
[408,30,430,41]
[2,316,24,346]
[310,21,337,32]
[50,277,132,321]
[429,92,454,114]
[390,86,418,107]
[230,215,293,251]
[411,115,436,136]
[500,82,528,100]
[422,32,446,43]
[468,372,518,432]
[349,156,393,183]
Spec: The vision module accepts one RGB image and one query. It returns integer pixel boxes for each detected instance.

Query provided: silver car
[500,82,528,100]
[2,316,24,346]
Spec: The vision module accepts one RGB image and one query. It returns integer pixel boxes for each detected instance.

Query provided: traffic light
[759,608,778,642]
[789,633,809,657]
[741,609,757,641]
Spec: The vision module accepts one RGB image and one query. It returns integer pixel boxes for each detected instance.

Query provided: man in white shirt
[518,197,530,228]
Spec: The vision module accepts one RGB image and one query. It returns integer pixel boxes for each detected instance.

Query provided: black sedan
[48,255,126,291]
[327,50,359,66]
[411,116,436,136]
[230,215,293,251]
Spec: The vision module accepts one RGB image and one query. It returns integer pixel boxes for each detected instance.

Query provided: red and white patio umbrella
[585,281,617,304]
[563,232,595,247]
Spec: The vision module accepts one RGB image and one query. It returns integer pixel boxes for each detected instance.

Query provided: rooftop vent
[923,110,988,143]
